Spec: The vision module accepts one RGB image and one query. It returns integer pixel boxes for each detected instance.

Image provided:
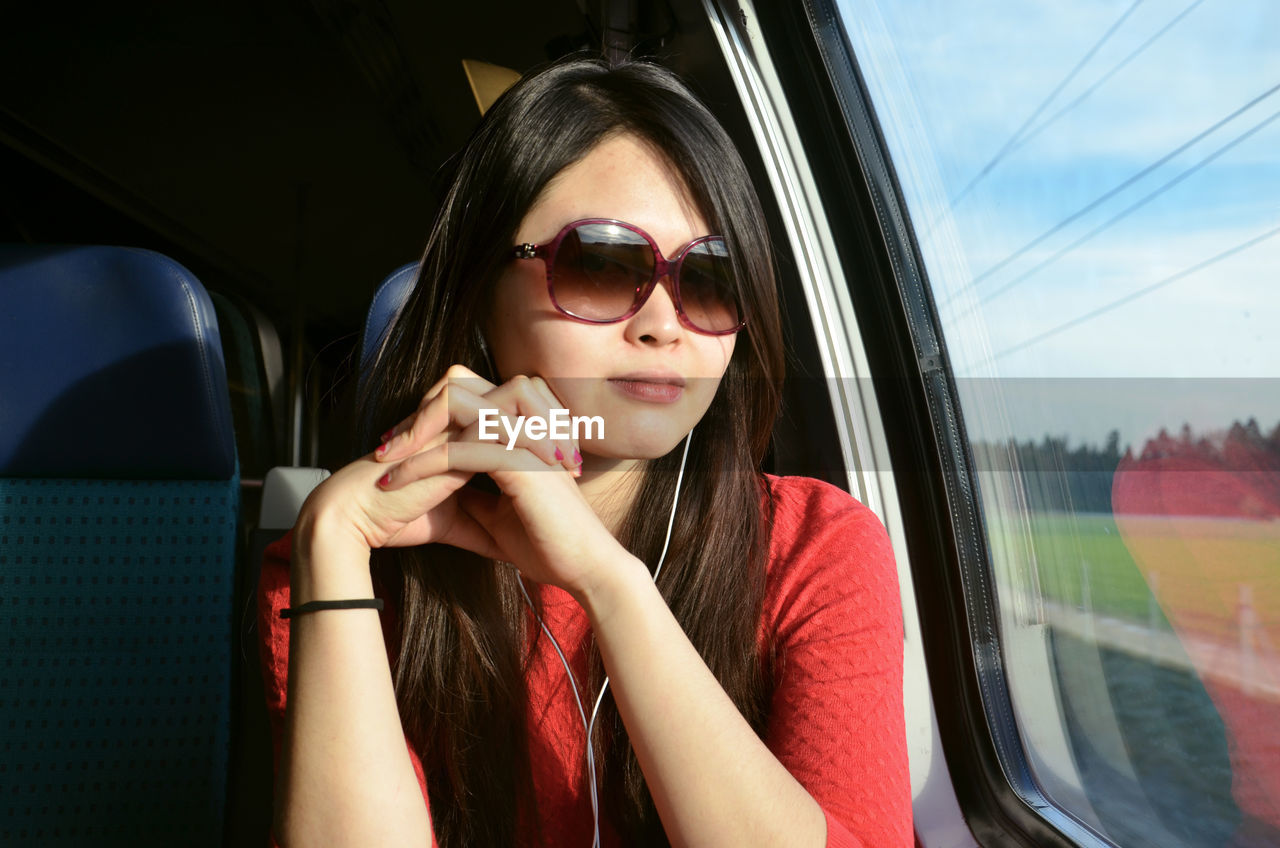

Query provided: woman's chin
[583,430,690,464]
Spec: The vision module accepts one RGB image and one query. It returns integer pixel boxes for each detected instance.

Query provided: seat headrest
[358,262,418,384]
[0,245,236,479]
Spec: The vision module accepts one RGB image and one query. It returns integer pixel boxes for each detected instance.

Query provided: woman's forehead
[518,134,710,249]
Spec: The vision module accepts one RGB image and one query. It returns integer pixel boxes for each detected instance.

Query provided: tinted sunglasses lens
[550,223,653,320]
[678,238,742,333]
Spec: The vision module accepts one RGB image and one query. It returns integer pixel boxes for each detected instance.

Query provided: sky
[835,0,1280,447]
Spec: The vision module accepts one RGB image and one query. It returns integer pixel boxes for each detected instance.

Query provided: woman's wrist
[291,506,377,605]
[570,548,654,623]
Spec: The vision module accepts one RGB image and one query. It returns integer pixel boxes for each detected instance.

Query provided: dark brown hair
[357,56,784,846]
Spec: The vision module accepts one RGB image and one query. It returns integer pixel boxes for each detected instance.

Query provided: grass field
[991,511,1280,645]
[1015,512,1164,622]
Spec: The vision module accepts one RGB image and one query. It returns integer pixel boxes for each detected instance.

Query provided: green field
[1018,512,1166,624]
[992,512,1280,643]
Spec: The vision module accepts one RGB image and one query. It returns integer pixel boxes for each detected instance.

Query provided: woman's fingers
[450,381,565,467]
[367,464,473,543]
[419,363,494,410]
[373,366,580,475]
[378,441,548,491]
[375,380,496,462]
[373,424,616,593]
[466,375,581,474]
[523,375,582,472]
[375,364,495,456]
[421,492,505,561]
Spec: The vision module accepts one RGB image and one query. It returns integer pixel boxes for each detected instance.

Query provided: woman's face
[486,133,736,463]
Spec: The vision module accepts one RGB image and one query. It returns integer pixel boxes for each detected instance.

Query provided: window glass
[832,2,1280,845]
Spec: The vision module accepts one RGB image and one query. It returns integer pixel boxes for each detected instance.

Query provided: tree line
[970,419,1280,514]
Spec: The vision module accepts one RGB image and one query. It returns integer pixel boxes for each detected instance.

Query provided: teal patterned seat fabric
[0,246,238,846]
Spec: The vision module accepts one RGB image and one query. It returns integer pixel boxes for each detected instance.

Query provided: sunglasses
[512,218,746,336]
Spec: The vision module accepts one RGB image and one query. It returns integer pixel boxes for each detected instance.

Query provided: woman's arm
[358,368,909,845]
[272,509,435,847]
[271,366,581,846]
[571,483,911,848]
[574,552,829,848]
[367,371,825,845]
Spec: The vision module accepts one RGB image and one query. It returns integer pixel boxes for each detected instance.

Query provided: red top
[259,474,912,846]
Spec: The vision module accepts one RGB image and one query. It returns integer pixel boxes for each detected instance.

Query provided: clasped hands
[297,364,628,598]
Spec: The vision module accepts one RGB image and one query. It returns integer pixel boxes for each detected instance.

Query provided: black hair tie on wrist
[279,598,385,619]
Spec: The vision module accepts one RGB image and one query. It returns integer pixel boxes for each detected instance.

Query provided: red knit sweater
[259,474,912,846]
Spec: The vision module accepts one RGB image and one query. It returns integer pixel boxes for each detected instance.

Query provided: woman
[259,56,911,847]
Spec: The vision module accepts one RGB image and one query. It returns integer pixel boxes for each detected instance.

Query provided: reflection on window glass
[834,1,1280,845]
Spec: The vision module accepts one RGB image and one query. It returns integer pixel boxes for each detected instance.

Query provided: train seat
[359,261,418,384]
[209,290,287,483]
[0,245,237,846]
[209,289,291,847]
[252,261,416,536]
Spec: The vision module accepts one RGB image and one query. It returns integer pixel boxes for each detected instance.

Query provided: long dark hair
[358,56,785,846]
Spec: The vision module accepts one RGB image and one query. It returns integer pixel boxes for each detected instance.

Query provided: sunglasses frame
[512,218,747,336]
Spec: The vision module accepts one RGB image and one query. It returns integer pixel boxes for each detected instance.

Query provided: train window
[825,1,1280,846]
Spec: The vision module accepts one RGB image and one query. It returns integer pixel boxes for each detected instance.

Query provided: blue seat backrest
[0,245,237,846]
[358,262,417,388]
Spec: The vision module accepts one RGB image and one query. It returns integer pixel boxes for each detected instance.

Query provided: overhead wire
[932,0,1147,224]
[949,103,1280,319]
[982,222,1280,365]
[997,0,1208,165]
[940,79,1280,311]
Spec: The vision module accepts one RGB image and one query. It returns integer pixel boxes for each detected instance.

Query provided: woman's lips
[608,376,685,403]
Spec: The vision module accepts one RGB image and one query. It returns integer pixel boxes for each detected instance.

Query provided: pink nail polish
[573,449,582,465]
[554,446,564,461]
[377,472,392,488]
[376,442,389,456]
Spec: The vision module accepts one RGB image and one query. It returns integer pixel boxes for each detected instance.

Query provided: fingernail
[377,472,392,488]
[380,429,394,443]
[376,442,389,456]
[572,466,582,478]
[554,446,564,461]
[573,449,582,465]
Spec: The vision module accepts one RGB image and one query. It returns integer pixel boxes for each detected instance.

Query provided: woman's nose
[624,275,682,345]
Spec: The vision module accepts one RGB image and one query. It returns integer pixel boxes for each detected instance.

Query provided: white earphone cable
[584,428,691,845]
[514,429,693,848]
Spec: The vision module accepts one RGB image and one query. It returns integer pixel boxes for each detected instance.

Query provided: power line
[941,81,1280,312]
[978,105,1280,305]
[938,0,1147,218]
[952,102,1280,319]
[1002,0,1208,165]
[987,222,1280,363]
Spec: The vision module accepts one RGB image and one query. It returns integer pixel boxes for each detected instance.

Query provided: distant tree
[970,420,1280,514]
[969,431,1129,513]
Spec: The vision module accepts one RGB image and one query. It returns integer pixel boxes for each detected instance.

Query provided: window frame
[729,1,1121,845]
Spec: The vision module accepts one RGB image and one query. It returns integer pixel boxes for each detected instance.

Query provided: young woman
[258,57,911,847]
